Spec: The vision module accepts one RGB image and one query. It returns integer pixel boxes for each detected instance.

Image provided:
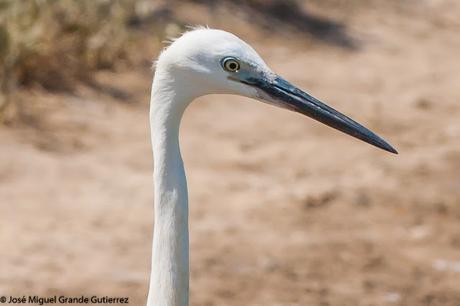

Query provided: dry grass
[0,0,166,122]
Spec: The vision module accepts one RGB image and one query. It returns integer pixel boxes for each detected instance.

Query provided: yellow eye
[222,57,240,72]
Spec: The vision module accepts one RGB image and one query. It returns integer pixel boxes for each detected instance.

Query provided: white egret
[147,28,397,306]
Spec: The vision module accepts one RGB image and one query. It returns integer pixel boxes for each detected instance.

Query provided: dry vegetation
[0,0,169,122]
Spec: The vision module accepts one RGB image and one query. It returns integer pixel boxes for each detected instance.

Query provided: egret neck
[148,69,192,306]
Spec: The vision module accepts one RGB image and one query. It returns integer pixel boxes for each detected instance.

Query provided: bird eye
[222,57,240,72]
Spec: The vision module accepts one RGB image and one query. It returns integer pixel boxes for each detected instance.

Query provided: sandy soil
[1,1,460,305]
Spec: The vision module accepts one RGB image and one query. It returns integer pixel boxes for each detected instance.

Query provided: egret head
[155,28,397,154]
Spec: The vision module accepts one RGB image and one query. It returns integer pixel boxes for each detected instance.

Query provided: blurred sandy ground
[1,1,460,305]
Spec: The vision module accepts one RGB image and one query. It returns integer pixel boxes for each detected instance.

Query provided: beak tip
[388,147,399,155]
[379,142,398,155]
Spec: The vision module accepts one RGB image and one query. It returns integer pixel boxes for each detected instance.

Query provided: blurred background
[1,0,459,305]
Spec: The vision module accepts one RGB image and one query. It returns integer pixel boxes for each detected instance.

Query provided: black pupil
[228,62,237,70]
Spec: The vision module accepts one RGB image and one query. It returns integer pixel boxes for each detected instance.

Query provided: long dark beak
[246,76,397,154]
